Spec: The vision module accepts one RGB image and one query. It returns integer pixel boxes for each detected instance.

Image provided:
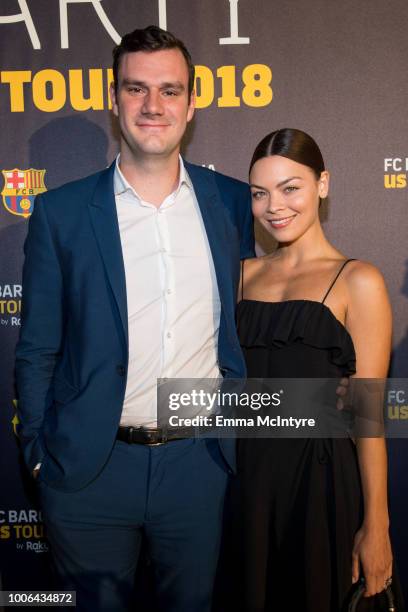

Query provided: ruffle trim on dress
[237,299,356,376]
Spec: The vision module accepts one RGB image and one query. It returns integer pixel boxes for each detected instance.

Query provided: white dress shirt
[115,156,221,427]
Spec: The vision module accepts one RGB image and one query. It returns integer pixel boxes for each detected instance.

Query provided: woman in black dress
[234,128,401,611]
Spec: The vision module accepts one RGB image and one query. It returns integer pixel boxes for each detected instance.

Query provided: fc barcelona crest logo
[1,168,47,218]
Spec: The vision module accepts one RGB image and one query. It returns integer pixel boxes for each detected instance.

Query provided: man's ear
[187,89,196,123]
[110,82,119,117]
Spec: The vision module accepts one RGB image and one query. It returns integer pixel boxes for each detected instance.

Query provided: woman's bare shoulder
[342,260,387,295]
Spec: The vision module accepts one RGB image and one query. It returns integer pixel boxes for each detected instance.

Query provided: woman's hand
[352,523,393,597]
[346,264,393,599]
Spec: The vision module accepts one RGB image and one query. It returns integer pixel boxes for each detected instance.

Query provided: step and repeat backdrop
[1,0,407,597]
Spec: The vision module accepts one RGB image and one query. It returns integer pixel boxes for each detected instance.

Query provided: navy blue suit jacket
[15,161,255,491]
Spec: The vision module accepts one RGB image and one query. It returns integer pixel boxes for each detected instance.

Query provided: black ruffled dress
[233,297,404,611]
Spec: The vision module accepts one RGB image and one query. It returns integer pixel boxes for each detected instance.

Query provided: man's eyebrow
[160,81,185,91]
[121,79,185,91]
[121,79,145,87]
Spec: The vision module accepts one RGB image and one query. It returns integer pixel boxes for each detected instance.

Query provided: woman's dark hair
[249,128,325,178]
[112,25,195,100]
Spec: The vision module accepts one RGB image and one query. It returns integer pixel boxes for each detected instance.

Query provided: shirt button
[116,365,126,376]
[166,332,172,339]
[166,288,172,294]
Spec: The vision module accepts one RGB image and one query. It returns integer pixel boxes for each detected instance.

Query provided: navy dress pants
[38,437,230,611]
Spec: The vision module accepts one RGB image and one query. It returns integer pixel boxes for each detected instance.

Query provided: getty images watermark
[166,386,315,431]
[156,378,408,438]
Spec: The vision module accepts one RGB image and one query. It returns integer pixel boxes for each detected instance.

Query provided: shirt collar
[114,154,192,200]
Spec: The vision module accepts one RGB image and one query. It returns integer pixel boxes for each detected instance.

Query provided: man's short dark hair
[112,25,195,100]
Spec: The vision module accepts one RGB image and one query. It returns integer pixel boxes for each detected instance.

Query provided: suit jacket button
[116,365,126,376]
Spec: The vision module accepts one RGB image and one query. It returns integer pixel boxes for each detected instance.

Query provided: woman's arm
[345,261,393,597]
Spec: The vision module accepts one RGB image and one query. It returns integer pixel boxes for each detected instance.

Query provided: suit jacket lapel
[88,162,128,345]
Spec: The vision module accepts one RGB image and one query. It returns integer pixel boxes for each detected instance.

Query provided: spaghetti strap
[321,259,356,304]
[241,259,245,301]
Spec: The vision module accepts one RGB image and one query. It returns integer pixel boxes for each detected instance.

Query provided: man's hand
[32,464,41,479]
[336,377,350,410]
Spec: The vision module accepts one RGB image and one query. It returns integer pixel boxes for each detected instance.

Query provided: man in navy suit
[16,26,254,611]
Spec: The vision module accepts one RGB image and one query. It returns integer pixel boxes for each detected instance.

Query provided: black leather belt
[116,426,193,445]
